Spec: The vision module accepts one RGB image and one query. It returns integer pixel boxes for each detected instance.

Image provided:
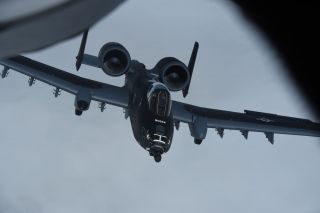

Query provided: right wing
[172,101,320,144]
[0,55,129,109]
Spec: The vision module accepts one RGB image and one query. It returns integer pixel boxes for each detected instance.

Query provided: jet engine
[98,42,131,76]
[155,57,190,91]
[74,89,91,116]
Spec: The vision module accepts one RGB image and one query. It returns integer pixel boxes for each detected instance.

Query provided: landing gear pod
[74,89,91,116]
[98,42,131,76]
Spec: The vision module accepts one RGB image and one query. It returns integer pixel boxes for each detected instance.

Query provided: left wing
[172,101,320,144]
[0,55,129,111]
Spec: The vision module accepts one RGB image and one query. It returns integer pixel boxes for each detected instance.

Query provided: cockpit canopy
[147,82,172,117]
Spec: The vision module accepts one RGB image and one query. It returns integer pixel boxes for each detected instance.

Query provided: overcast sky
[0,0,319,213]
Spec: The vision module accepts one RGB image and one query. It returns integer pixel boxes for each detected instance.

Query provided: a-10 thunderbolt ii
[1,30,319,162]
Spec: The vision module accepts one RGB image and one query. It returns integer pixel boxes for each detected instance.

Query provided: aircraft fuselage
[125,61,174,162]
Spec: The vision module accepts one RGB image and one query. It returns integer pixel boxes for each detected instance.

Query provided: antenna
[75,29,89,70]
[183,41,199,97]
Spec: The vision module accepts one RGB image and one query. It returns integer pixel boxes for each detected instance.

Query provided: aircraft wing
[0,55,129,108]
[172,101,320,144]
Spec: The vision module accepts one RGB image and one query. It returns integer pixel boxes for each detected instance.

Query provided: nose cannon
[148,144,165,163]
[154,154,162,163]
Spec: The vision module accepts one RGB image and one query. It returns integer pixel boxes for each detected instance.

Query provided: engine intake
[155,57,190,91]
[98,42,131,76]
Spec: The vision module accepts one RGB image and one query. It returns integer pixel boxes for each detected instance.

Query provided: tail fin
[75,29,89,70]
[183,41,199,97]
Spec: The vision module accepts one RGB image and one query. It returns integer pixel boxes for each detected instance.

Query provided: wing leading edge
[0,55,129,108]
[172,101,320,144]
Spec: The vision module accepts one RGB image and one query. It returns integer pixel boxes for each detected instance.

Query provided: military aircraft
[1,30,319,162]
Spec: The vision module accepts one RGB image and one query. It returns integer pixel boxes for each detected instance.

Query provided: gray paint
[0,0,319,213]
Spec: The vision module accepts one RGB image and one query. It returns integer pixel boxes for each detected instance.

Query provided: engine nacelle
[155,57,190,91]
[74,89,91,116]
[98,42,131,76]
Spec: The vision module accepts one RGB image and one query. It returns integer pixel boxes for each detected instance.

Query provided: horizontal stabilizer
[75,29,102,70]
[82,54,100,68]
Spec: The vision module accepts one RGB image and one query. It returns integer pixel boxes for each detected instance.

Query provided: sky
[0,0,319,213]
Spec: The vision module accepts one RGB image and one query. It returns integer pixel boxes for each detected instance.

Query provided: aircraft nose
[148,145,164,163]
[150,145,164,154]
